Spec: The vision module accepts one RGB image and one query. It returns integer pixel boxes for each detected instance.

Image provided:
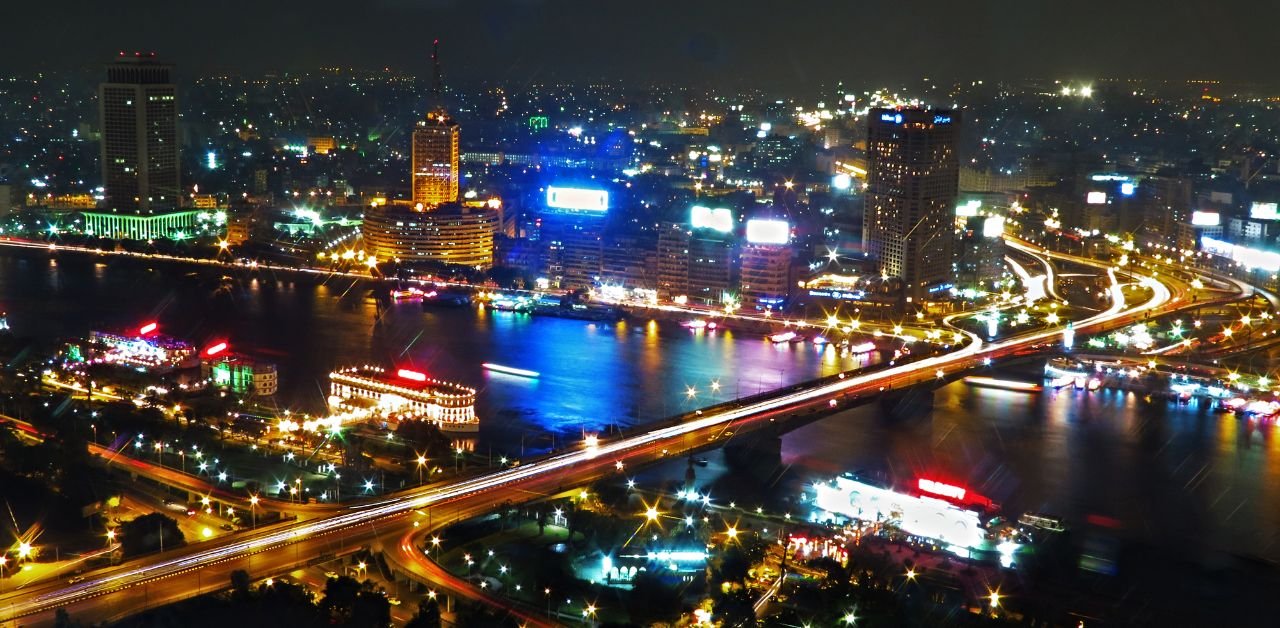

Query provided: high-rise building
[362,202,498,269]
[863,108,960,302]
[539,185,610,289]
[411,40,460,208]
[687,234,735,305]
[740,216,792,310]
[99,53,180,212]
[411,112,460,207]
[656,222,691,301]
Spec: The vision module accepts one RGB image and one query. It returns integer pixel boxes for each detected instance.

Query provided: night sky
[9,0,1277,85]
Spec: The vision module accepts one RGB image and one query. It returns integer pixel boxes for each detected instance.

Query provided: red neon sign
[204,342,228,357]
[397,368,428,382]
[917,478,966,500]
[139,322,158,336]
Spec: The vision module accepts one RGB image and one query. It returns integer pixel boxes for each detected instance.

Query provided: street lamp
[249,495,259,529]
[416,454,428,485]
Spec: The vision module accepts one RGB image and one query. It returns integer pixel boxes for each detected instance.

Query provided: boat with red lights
[328,365,479,433]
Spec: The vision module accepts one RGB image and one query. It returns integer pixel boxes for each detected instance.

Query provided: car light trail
[0,239,1209,622]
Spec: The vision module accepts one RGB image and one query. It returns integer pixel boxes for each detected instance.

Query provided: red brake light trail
[397,369,427,382]
[204,342,228,357]
[139,322,158,336]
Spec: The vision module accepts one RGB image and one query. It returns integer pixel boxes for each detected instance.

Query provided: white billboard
[691,206,734,233]
[1085,191,1107,205]
[546,186,609,212]
[1251,202,1279,220]
[745,219,790,245]
[1191,211,1220,227]
[982,216,1005,238]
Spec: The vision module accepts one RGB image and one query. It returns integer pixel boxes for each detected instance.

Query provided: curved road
[0,240,1242,626]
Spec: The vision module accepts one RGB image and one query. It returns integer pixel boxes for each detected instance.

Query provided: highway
[0,240,1241,626]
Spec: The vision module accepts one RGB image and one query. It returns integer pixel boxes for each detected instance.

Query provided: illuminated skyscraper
[99,52,179,212]
[863,108,960,302]
[411,40,460,207]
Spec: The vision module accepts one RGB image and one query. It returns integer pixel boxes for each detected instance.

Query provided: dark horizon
[7,0,1279,87]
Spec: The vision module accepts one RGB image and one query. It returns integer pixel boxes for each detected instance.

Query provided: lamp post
[249,495,259,529]
[416,455,427,486]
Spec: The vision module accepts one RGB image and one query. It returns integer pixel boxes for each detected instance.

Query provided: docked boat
[329,365,480,433]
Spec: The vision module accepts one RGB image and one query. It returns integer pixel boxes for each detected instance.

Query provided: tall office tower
[863,108,960,302]
[740,216,792,310]
[540,186,610,289]
[687,234,735,306]
[99,52,179,212]
[411,40,460,208]
[656,222,691,301]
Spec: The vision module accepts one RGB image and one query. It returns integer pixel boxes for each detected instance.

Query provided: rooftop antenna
[431,39,442,105]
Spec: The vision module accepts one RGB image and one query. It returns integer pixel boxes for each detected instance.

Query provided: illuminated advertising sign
[396,368,428,382]
[918,478,966,500]
[933,115,952,124]
[956,200,981,217]
[1202,236,1280,272]
[138,322,158,336]
[204,342,228,357]
[814,476,986,549]
[1085,191,1107,205]
[982,216,1005,238]
[879,112,903,124]
[1120,182,1136,196]
[745,219,790,245]
[690,206,734,233]
[832,173,852,191]
[1251,202,1280,220]
[546,186,609,212]
[1191,211,1220,226]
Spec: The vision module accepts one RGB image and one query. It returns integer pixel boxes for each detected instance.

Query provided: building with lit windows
[687,235,735,306]
[328,366,478,432]
[81,210,200,240]
[863,108,960,302]
[740,244,791,310]
[539,186,611,289]
[202,355,278,396]
[656,222,691,301]
[362,202,498,268]
[99,53,180,213]
[738,215,792,310]
[411,111,460,207]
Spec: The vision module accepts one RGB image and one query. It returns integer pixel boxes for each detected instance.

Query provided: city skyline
[6,4,1280,626]
[6,1,1280,85]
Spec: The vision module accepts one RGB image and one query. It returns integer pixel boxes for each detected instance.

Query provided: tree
[53,608,82,628]
[229,569,251,600]
[405,599,442,628]
[119,513,185,558]
[321,575,362,623]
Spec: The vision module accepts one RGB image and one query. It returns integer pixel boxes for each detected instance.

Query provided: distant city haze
[5,0,1278,84]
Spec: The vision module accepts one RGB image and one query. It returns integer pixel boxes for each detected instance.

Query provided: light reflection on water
[7,250,1280,562]
[781,380,1280,563]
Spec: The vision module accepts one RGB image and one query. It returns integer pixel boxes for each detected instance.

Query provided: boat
[482,363,540,378]
[769,331,798,343]
[328,365,480,433]
[391,287,425,301]
[964,376,1043,392]
[421,289,472,308]
[1018,512,1066,533]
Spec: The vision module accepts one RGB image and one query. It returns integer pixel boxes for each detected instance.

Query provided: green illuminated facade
[82,210,200,241]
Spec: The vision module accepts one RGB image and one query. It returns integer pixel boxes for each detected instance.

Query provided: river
[4,248,1280,565]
